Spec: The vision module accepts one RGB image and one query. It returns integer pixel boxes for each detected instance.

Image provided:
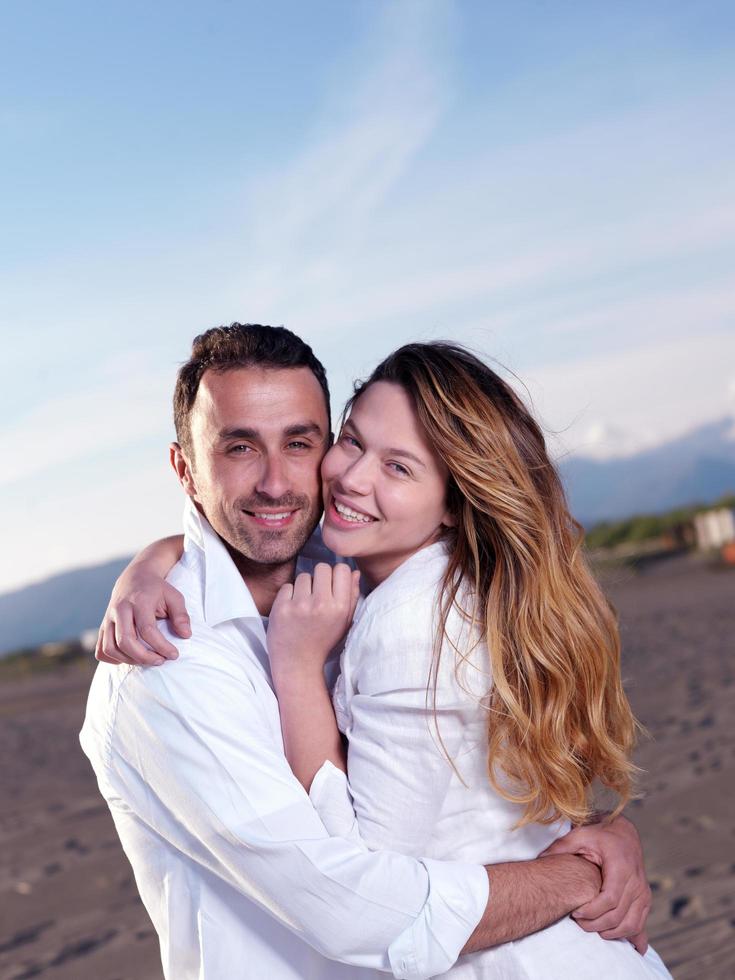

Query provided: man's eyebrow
[218,422,324,441]
[343,419,427,469]
[218,427,259,441]
[283,422,324,438]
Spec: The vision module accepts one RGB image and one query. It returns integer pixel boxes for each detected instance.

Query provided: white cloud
[1,357,176,487]
[0,456,184,594]
[523,332,735,460]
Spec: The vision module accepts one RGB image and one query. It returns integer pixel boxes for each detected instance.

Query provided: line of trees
[584,494,735,551]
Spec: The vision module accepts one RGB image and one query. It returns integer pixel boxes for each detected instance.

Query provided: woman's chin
[321,522,358,557]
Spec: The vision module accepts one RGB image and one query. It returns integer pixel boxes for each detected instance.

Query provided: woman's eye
[341,434,360,449]
[388,461,410,477]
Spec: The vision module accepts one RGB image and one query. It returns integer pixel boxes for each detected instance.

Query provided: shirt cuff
[388,858,489,980]
[309,760,366,847]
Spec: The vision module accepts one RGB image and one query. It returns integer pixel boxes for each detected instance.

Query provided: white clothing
[80,501,488,980]
[310,542,672,979]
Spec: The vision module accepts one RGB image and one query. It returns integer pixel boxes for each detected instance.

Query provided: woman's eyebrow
[344,419,426,469]
[385,448,427,469]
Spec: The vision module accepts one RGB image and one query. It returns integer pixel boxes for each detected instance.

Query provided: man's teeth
[334,501,374,523]
[253,512,292,521]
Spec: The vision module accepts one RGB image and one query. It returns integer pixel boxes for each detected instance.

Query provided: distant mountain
[560,416,735,526]
[0,557,132,656]
[2,416,734,656]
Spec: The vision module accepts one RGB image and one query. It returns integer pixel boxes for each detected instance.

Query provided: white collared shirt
[80,500,488,980]
[310,542,672,980]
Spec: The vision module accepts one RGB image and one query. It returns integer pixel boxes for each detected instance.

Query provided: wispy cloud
[524,332,735,460]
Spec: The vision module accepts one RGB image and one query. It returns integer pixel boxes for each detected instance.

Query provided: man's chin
[230,523,316,567]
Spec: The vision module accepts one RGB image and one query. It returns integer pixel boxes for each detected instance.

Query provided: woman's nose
[336,455,373,496]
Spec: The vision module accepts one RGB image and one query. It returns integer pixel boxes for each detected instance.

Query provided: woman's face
[321,381,454,587]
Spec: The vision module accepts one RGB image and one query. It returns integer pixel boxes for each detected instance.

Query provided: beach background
[1,551,733,979]
[2,1,735,977]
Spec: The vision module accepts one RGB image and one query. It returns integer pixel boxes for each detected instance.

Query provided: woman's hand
[96,536,189,667]
[541,813,651,954]
[268,563,361,684]
[267,562,360,790]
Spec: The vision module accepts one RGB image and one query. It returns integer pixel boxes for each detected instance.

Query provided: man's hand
[540,813,651,953]
[463,854,602,952]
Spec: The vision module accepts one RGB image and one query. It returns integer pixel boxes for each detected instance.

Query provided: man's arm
[83,640,487,980]
[539,813,651,953]
[463,856,601,952]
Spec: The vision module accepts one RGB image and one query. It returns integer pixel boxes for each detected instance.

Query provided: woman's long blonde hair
[349,342,638,826]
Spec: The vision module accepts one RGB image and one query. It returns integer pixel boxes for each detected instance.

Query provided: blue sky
[2,0,735,593]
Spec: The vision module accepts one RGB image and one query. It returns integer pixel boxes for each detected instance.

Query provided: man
[82,324,651,979]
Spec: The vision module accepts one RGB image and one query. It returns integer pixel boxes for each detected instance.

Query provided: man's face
[177,365,329,566]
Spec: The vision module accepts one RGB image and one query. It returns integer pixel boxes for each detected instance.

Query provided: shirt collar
[182,498,262,628]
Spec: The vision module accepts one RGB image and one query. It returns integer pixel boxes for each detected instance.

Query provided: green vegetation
[0,640,91,681]
[585,494,735,551]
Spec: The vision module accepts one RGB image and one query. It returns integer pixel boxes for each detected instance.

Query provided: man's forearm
[462,854,602,952]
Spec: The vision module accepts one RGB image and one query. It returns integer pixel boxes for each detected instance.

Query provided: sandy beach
[0,553,733,979]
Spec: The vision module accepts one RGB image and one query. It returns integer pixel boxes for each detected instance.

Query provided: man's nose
[255,455,290,500]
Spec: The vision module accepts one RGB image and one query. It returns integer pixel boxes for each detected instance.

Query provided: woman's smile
[326,494,379,529]
[320,381,454,587]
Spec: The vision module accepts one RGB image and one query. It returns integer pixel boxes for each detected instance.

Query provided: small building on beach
[694,507,735,550]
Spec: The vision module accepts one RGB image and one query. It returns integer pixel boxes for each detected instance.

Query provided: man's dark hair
[174,323,331,456]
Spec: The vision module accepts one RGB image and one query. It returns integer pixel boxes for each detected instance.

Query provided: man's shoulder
[166,551,205,613]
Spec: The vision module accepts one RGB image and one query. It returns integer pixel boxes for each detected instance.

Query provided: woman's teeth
[334,500,374,524]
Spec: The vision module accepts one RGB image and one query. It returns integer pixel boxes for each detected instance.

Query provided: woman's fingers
[628,930,649,955]
[95,624,125,664]
[349,568,361,619]
[293,570,314,600]
[163,583,192,639]
[112,604,166,666]
[97,622,136,665]
[330,562,353,604]
[312,562,334,599]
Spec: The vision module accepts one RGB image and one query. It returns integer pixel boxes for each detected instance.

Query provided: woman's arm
[96,535,188,666]
[267,563,360,790]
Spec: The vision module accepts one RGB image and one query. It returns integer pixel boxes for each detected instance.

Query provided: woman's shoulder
[358,541,450,623]
[345,546,488,695]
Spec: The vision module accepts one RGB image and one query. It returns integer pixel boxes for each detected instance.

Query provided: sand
[0,553,733,979]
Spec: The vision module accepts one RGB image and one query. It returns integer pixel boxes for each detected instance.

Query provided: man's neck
[225,544,297,616]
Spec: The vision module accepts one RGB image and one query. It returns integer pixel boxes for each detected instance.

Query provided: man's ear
[170,442,197,499]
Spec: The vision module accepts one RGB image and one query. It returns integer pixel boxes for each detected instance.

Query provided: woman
[102,343,671,977]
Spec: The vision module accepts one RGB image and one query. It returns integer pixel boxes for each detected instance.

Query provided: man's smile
[242,508,299,528]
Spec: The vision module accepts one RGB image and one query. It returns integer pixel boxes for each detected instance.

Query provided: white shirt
[80,500,489,980]
[311,542,672,979]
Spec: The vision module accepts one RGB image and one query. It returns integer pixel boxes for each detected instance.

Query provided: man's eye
[287,441,310,450]
[229,444,253,454]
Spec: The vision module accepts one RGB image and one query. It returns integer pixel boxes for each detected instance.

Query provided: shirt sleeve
[103,634,487,980]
